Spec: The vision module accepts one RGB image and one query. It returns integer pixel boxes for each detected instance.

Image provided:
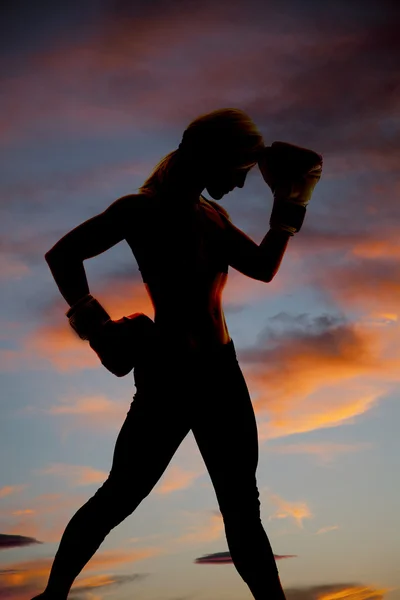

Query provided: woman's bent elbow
[262,269,276,283]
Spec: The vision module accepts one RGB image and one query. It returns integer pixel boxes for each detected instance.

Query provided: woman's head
[138,108,265,199]
[179,107,265,168]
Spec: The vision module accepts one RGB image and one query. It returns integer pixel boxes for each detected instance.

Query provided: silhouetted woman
[32,108,322,600]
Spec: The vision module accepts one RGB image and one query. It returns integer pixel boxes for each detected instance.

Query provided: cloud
[0,160,148,208]
[246,231,400,442]
[0,534,41,549]
[269,442,373,465]
[284,583,392,600]
[36,464,108,487]
[15,306,400,444]
[44,395,128,431]
[0,486,27,499]
[0,549,160,600]
[67,573,148,599]
[237,313,395,439]
[0,278,153,373]
[173,510,224,546]
[224,267,288,309]
[314,255,400,317]
[194,550,296,564]
[154,465,204,495]
[315,525,340,535]
[11,511,35,516]
[0,255,30,280]
[1,0,398,171]
[0,492,88,545]
[267,493,312,528]
[0,0,229,142]
[1,265,286,374]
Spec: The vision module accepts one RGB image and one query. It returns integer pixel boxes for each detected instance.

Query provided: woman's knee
[89,475,146,520]
[219,492,261,521]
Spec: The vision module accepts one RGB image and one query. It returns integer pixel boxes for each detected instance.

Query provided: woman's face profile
[204,161,257,200]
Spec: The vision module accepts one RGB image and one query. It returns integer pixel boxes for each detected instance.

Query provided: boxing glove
[66,295,156,376]
[66,294,111,341]
[89,312,156,377]
[258,141,323,234]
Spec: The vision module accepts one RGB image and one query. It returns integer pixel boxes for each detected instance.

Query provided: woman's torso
[125,193,231,351]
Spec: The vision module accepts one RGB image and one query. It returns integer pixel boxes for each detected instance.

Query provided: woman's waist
[134,337,236,381]
[153,306,224,325]
[144,275,227,307]
[138,320,235,365]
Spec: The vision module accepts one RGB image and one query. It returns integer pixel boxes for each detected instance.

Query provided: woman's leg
[33,359,192,600]
[191,341,286,600]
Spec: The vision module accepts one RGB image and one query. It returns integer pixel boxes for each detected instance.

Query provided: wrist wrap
[270,199,307,234]
[66,295,111,341]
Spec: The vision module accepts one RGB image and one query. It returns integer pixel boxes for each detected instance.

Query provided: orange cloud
[37,464,108,487]
[0,485,27,499]
[240,318,391,439]
[313,256,400,317]
[1,264,288,375]
[285,584,392,600]
[42,395,128,433]
[267,492,312,529]
[351,234,400,260]
[154,465,204,494]
[0,548,160,600]
[27,325,99,371]
[11,510,36,516]
[1,279,153,373]
[320,587,390,600]
[82,547,164,571]
[0,492,87,544]
[16,306,400,444]
[290,224,400,323]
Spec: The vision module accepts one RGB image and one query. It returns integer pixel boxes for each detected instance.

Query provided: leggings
[38,337,285,600]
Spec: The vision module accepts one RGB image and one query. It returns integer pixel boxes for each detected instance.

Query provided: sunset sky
[1,1,400,599]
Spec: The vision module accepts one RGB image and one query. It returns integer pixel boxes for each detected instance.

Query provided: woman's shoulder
[117,192,157,216]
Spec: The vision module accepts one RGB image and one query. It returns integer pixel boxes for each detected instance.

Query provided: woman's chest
[126,198,228,279]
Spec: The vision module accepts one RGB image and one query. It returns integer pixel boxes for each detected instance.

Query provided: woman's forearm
[45,255,90,308]
[258,228,291,281]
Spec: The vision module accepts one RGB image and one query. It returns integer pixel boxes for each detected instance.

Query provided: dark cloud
[252,312,349,350]
[194,551,296,564]
[0,0,107,64]
[268,312,344,332]
[247,8,400,153]
[0,533,42,549]
[1,0,398,237]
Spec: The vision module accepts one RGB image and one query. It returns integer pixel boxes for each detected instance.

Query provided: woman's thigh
[190,347,260,514]
[105,358,192,498]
